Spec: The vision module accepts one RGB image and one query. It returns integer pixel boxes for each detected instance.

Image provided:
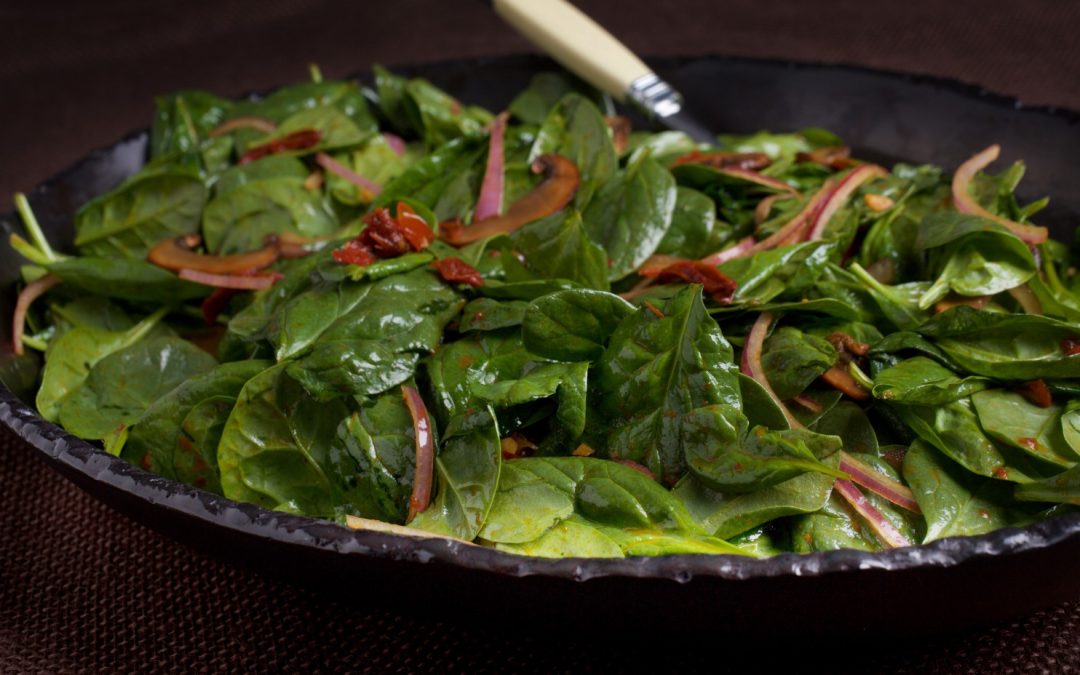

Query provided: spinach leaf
[254,105,373,155]
[872,356,991,405]
[216,363,357,517]
[903,440,1030,541]
[74,168,207,259]
[151,90,232,158]
[410,408,501,538]
[122,360,269,491]
[47,257,209,303]
[214,155,309,197]
[593,286,740,482]
[403,78,492,147]
[971,389,1080,468]
[719,241,834,305]
[655,187,727,259]
[271,267,460,363]
[529,93,617,208]
[426,329,586,436]
[479,456,703,546]
[202,176,337,254]
[717,128,842,161]
[58,336,217,440]
[508,71,612,125]
[896,397,1046,483]
[739,373,791,430]
[682,404,843,493]
[674,467,836,539]
[493,517,623,558]
[791,493,881,553]
[917,307,1080,380]
[506,210,609,290]
[761,326,837,400]
[233,79,377,131]
[521,289,634,362]
[326,134,418,206]
[458,298,530,332]
[334,387,424,523]
[811,401,880,455]
[36,308,168,422]
[581,156,677,280]
[1015,465,1080,505]
[373,137,485,221]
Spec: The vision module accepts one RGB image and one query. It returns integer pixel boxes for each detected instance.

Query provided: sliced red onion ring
[741,312,802,429]
[315,152,381,197]
[833,479,913,548]
[208,116,276,137]
[746,181,835,254]
[716,167,798,194]
[402,385,435,522]
[474,111,509,222]
[12,274,61,355]
[701,236,756,266]
[383,132,407,157]
[177,269,282,289]
[839,451,921,513]
[806,164,888,241]
[952,145,1048,244]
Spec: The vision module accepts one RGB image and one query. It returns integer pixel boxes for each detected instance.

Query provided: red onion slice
[177,269,282,289]
[701,236,756,266]
[806,164,887,241]
[402,385,435,522]
[315,152,382,197]
[12,274,61,355]
[839,451,921,513]
[741,312,802,429]
[834,479,913,548]
[746,181,835,254]
[383,132,407,157]
[716,167,798,194]
[474,111,509,222]
[952,145,1048,244]
[208,116,276,137]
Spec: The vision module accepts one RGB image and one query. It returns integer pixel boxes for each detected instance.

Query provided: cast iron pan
[2,55,1079,638]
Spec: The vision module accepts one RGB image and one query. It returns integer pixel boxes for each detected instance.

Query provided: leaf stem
[14,193,60,263]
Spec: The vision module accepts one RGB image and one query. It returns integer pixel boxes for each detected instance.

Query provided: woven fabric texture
[0,426,1078,673]
[1,1,1080,671]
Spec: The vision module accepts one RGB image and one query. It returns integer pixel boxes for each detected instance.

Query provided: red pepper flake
[654,260,738,304]
[992,466,1010,480]
[1015,379,1053,408]
[1063,338,1080,356]
[332,239,377,266]
[431,257,484,287]
[1018,437,1041,452]
[239,129,321,164]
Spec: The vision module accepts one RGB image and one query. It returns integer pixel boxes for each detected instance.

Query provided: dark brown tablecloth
[1,1,1079,672]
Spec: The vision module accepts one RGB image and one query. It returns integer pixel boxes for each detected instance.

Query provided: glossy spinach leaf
[74,168,207,259]
[872,356,990,405]
[58,336,216,440]
[521,289,634,362]
[675,466,836,539]
[916,306,1080,380]
[458,298,530,332]
[508,71,612,125]
[216,363,358,517]
[529,93,617,208]
[719,241,834,305]
[36,308,168,422]
[202,176,338,254]
[971,389,1080,468]
[373,137,485,221]
[214,155,309,197]
[1015,464,1080,505]
[791,493,881,553]
[682,404,844,493]
[122,359,269,491]
[655,187,726,259]
[47,257,209,303]
[811,400,880,455]
[472,361,589,438]
[581,156,677,280]
[738,373,791,430]
[410,408,501,539]
[506,210,609,290]
[151,90,233,158]
[255,105,373,155]
[326,134,418,206]
[903,440,1031,541]
[761,326,837,400]
[593,286,740,482]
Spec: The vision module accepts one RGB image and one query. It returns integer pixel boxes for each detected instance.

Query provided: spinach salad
[8,66,1080,559]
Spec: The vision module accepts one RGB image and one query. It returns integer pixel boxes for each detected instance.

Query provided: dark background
[1,1,1079,671]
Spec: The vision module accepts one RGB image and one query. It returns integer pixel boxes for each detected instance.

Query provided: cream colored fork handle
[493,0,652,102]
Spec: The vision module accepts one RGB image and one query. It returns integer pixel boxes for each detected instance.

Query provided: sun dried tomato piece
[332,239,376,266]
[654,260,737,304]
[395,202,435,251]
[1016,379,1053,408]
[431,257,484,287]
[359,207,410,257]
[1063,338,1080,356]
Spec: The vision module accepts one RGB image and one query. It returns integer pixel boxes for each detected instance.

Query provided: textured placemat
[0,426,1078,673]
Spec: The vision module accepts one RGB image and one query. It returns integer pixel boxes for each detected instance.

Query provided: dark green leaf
[506,210,610,290]
[872,356,990,405]
[971,389,1080,468]
[521,289,634,362]
[529,93,617,208]
[202,176,338,254]
[761,326,837,400]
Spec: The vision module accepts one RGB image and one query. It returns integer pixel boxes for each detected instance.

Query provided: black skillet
[1,55,1078,637]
